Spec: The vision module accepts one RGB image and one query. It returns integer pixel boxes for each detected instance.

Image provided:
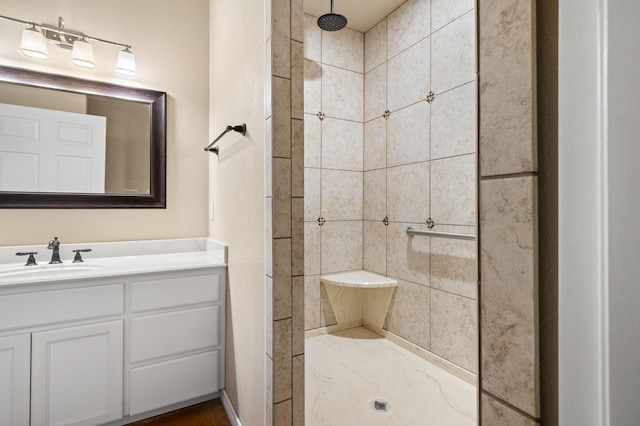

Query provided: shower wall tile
[304,167,320,221]
[320,282,338,327]
[265,355,273,425]
[272,77,292,158]
[292,355,305,425]
[292,276,304,356]
[431,11,476,94]
[387,37,430,111]
[266,39,273,118]
[430,227,477,299]
[431,289,478,373]
[292,120,304,197]
[480,176,539,416]
[304,60,321,114]
[291,41,304,120]
[272,0,291,79]
[273,237,292,320]
[431,81,477,160]
[273,158,292,237]
[387,0,431,59]
[321,221,363,274]
[386,279,431,350]
[364,65,387,122]
[274,399,292,425]
[304,275,321,330]
[303,14,321,62]
[431,0,475,32]
[273,317,292,403]
[430,154,476,226]
[321,170,363,220]
[291,198,304,276]
[364,221,387,275]
[291,0,303,42]
[364,169,386,221]
[481,393,540,426]
[322,118,363,171]
[387,162,430,223]
[364,118,387,171]
[479,0,536,177]
[322,64,363,122]
[304,113,321,168]
[387,101,430,167]
[321,27,364,73]
[304,222,320,276]
[386,222,431,287]
[364,18,386,73]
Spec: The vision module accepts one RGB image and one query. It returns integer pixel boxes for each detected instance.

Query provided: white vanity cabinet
[0,265,226,426]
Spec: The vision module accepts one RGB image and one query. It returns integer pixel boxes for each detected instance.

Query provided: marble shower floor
[305,327,477,426]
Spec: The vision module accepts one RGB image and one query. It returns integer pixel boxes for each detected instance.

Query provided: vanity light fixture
[0,14,136,77]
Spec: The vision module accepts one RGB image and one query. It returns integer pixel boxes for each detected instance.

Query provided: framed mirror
[0,65,166,208]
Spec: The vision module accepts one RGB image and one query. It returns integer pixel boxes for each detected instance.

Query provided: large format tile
[322,118,363,171]
[387,101,430,167]
[273,237,292,320]
[321,170,363,221]
[304,275,321,330]
[273,158,292,237]
[431,0,475,32]
[292,276,304,356]
[305,327,476,426]
[364,169,386,221]
[386,222,430,287]
[430,154,476,226]
[322,64,363,122]
[320,221,363,274]
[479,0,536,176]
[304,222,320,277]
[303,113,321,168]
[480,176,539,416]
[304,167,320,221]
[291,119,304,197]
[364,18,386,73]
[387,0,431,59]
[430,226,477,299]
[304,60,322,114]
[364,64,387,122]
[430,289,478,373]
[482,393,539,426]
[386,279,431,350]
[292,355,305,426]
[272,0,291,79]
[387,162,430,223]
[364,117,387,171]
[387,37,430,112]
[274,318,292,403]
[303,14,321,62]
[431,81,477,160]
[272,77,292,159]
[291,198,304,276]
[364,220,387,275]
[291,41,304,120]
[321,26,364,73]
[431,11,476,94]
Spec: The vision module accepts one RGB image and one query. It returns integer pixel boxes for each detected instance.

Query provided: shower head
[317,0,347,31]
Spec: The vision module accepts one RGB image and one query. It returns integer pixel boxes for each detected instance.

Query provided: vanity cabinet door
[31,321,123,426]
[0,334,30,426]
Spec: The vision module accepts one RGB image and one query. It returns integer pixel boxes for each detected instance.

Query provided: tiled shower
[303,0,478,380]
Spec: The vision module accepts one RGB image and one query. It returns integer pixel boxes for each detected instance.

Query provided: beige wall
[209,0,266,425]
[0,0,210,245]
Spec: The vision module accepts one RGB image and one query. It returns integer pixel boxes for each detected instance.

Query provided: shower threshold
[305,327,477,425]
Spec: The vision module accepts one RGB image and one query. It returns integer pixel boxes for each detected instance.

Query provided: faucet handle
[72,249,92,263]
[16,251,38,266]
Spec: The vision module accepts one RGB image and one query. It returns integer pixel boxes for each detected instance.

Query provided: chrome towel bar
[204,123,247,155]
[406,227,476,241]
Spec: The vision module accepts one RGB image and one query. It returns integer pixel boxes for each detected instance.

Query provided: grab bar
[406,227,476,241]
[204,123,247,155]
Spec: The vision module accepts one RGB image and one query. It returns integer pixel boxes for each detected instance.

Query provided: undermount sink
[0,263,103,280]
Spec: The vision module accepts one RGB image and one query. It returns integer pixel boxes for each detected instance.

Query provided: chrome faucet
[47,236,62,264]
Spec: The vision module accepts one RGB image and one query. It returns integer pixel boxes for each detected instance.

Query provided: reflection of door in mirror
[0,103,106,193]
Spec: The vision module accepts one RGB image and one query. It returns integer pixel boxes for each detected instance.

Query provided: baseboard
[221,389,242,426]
[304,320,363,339]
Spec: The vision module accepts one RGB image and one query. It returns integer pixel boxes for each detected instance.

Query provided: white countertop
[0,238,227,287]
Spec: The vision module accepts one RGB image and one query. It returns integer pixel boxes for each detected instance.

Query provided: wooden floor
[129,399,232,426]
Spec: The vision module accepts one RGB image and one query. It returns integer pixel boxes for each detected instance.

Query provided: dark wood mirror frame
[0,65,166,208]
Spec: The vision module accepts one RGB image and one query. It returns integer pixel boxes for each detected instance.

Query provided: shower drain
[370,399,391,413]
